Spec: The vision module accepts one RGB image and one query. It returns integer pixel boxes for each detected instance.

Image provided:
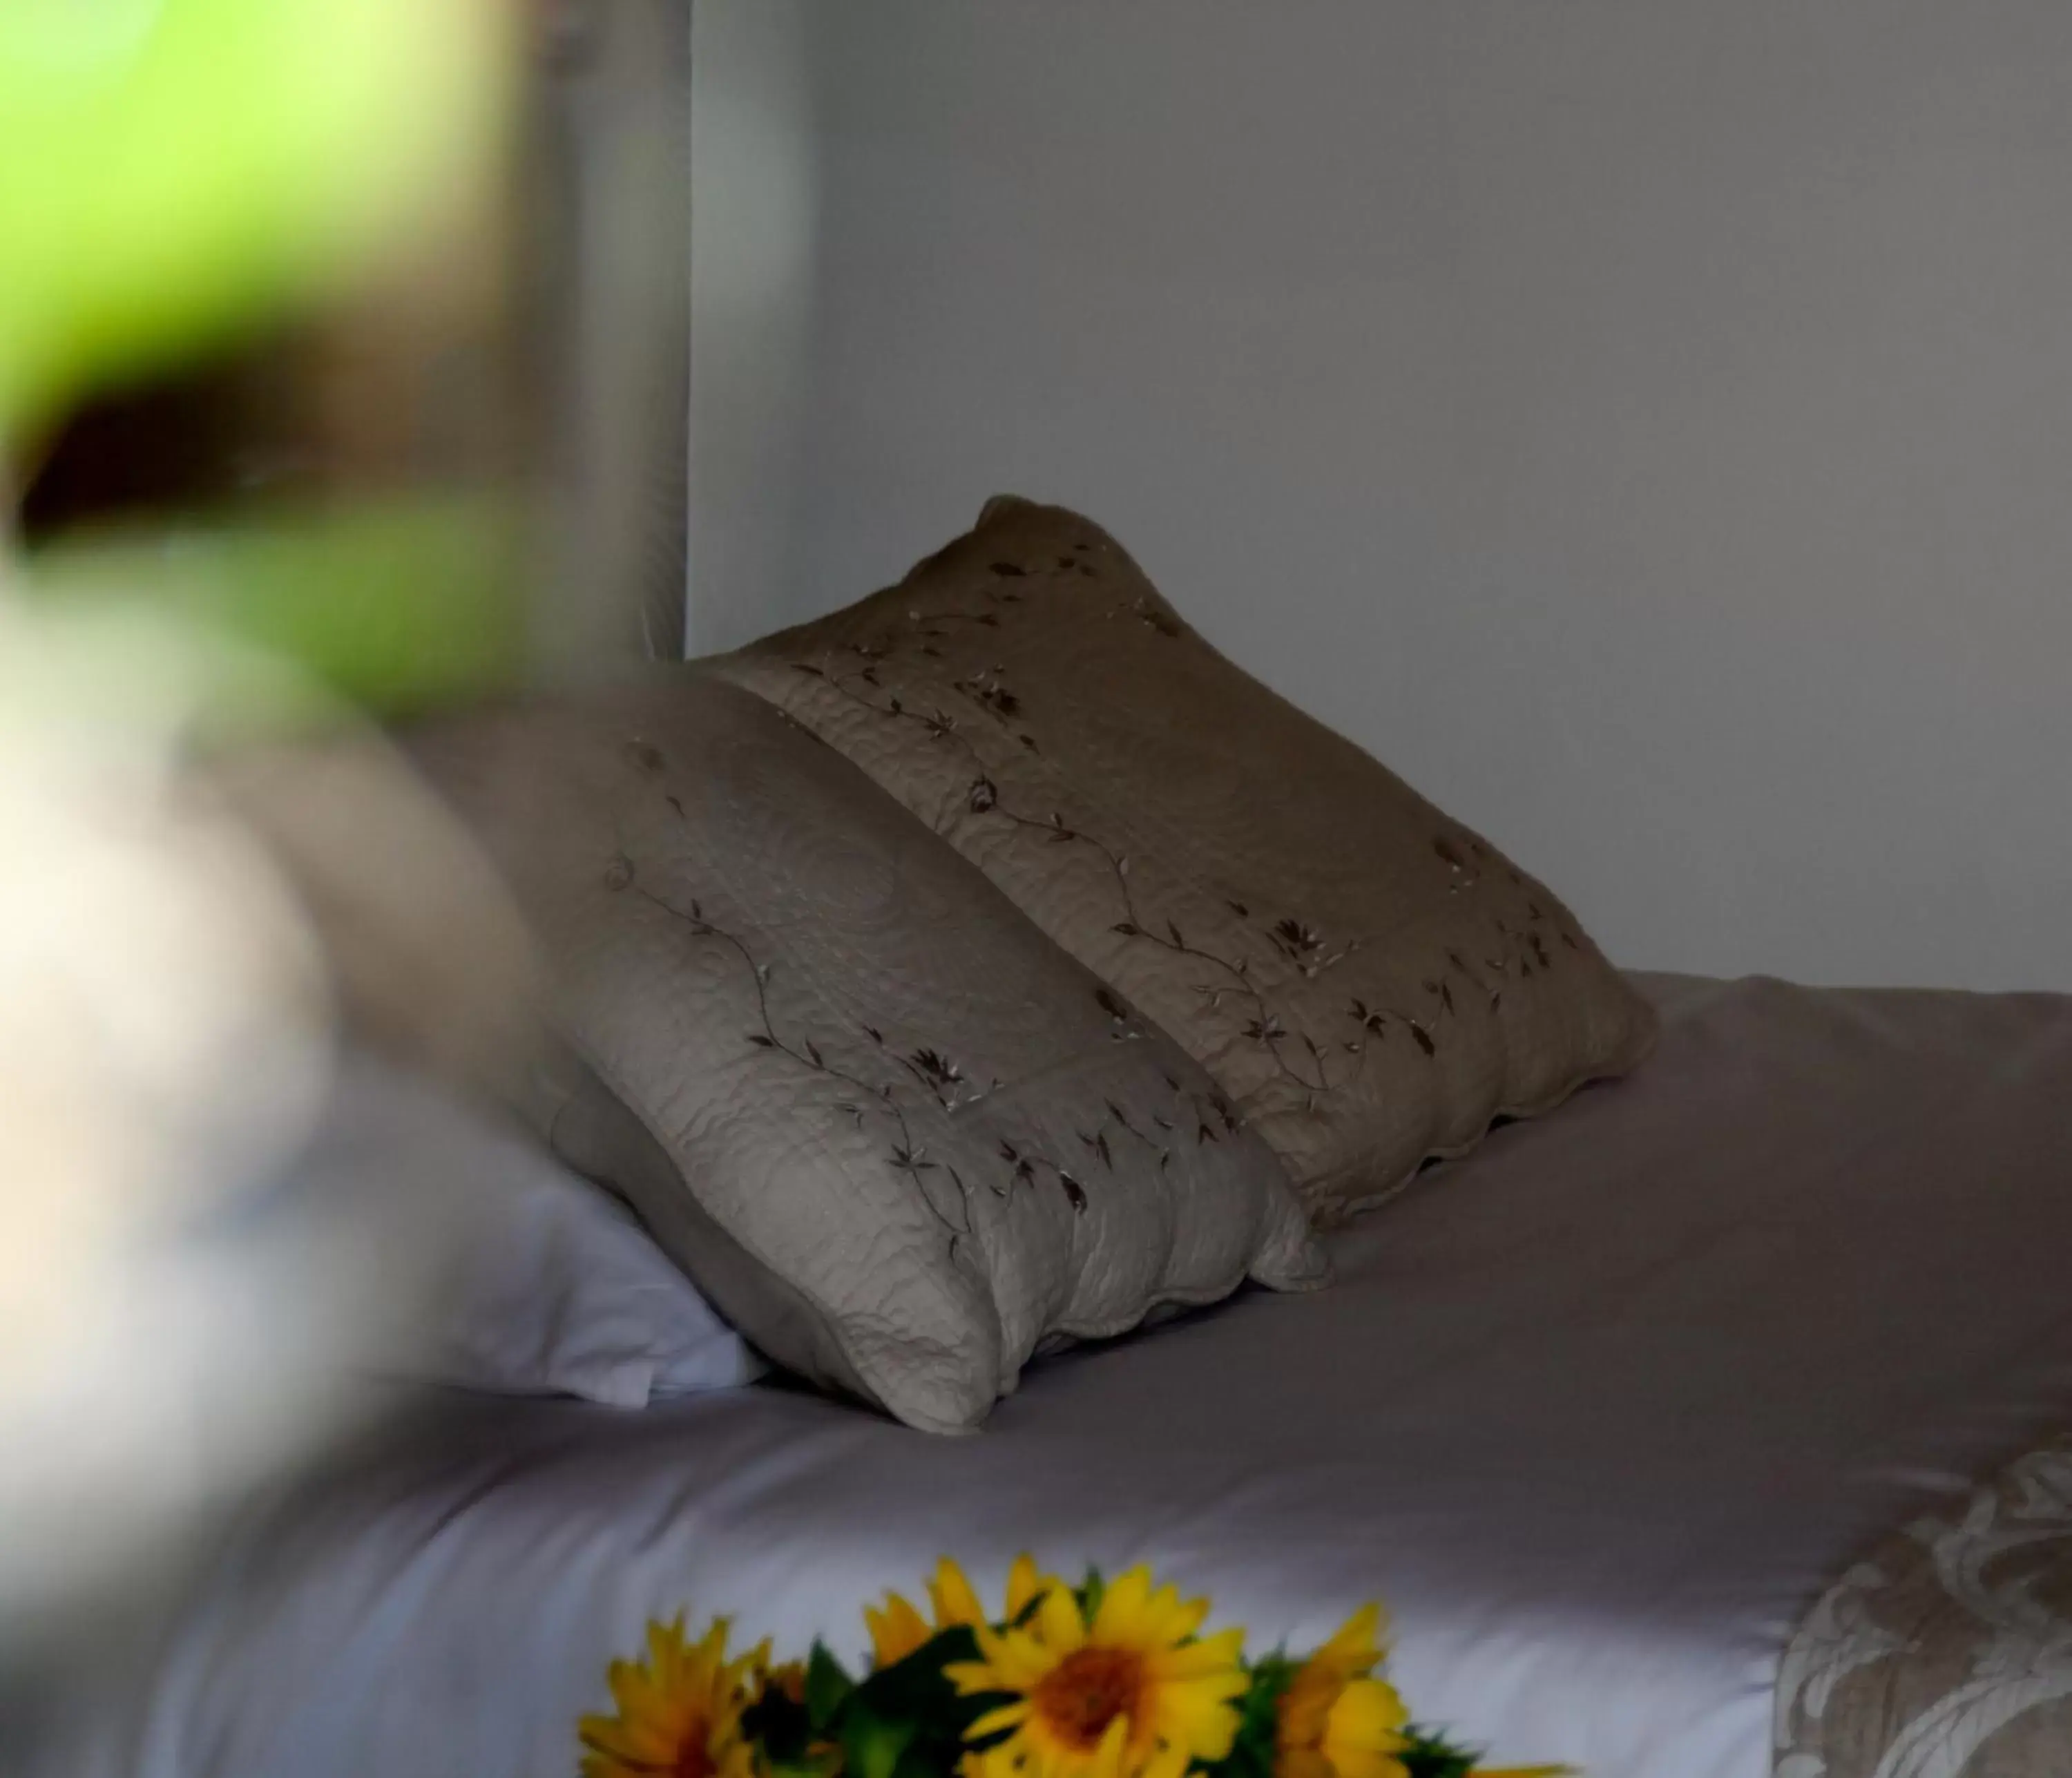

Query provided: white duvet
[28,974,2072,1778]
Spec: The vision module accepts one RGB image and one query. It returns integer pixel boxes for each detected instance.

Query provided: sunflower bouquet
[578,1559,1564,1778]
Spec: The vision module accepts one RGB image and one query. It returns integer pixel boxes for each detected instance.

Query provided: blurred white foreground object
[0,604,347,1635]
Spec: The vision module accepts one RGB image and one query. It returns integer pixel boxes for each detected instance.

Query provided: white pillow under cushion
[287,1052,762,1408]
[412,673,1325,1435]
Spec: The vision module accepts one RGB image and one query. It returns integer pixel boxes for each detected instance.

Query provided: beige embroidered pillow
[410,673,1323,1434]
[707,497,1657,1222]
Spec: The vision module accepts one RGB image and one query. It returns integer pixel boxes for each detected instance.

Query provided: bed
[40,971,2072,1778]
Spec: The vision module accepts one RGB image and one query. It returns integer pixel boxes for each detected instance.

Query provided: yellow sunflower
[579,1614,769,1778]
[946,1567,1248,1778]
[867,1554,1060,1668]
[1276,1605,1410,1778]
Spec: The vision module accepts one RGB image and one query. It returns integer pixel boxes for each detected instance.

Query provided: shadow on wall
[687,0,819,659]
[689,0,2072,994]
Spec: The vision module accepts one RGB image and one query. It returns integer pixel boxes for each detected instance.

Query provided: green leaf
[829,1627,1008,1778]
[1202,1659,1294,1778]
[1077,1567,1106,1625]
[852,1626,995,1741]
[0,0,503,440]
[765,1759,841,1778]
[890,1746,954,1778]
[804,1643,854,1734]
[838,1700,917,1778]
[742,1685,815,1767]
[23,497,524,724]
[1399,1726,1483,1778]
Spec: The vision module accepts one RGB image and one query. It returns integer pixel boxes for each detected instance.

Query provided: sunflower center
[1033,1647,1147,1751]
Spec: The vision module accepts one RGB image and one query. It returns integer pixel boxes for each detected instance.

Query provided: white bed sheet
[37,973,2072,1778]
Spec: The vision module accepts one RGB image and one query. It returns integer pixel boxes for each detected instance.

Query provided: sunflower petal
[1006,1554,1056,1623]
[970,1701,1034,1739]
[1328,1676,1410,1743]
[1141,1742,1191,1778]
[867,1593,933,1669]
[931,1558,988,1629]
[582,1614,755,1778]
[1036,1584,1087,1654]
[1162,1593,1211,1644]
[1091,1567,1152,1641]
[1090,1712,1131,1778]
[997,1629,1068,1690]
[1164,1681,1243,1759]
[1158,1627,1246,1679]
[1320,1603,1386,1675]
[945,1660,999,1696]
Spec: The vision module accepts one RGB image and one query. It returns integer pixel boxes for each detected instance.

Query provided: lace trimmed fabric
[1776,1433,2072,1778]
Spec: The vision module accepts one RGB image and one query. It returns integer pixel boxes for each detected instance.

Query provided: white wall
[690,1,2072,991]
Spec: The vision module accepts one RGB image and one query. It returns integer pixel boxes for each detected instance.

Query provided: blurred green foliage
[1,0,525,718]
[26,501,526,726]
[0,0,503,444]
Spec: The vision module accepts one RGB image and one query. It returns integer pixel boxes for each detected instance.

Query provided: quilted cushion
[410,673,1323,1433]
[707,497,1657,1221]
